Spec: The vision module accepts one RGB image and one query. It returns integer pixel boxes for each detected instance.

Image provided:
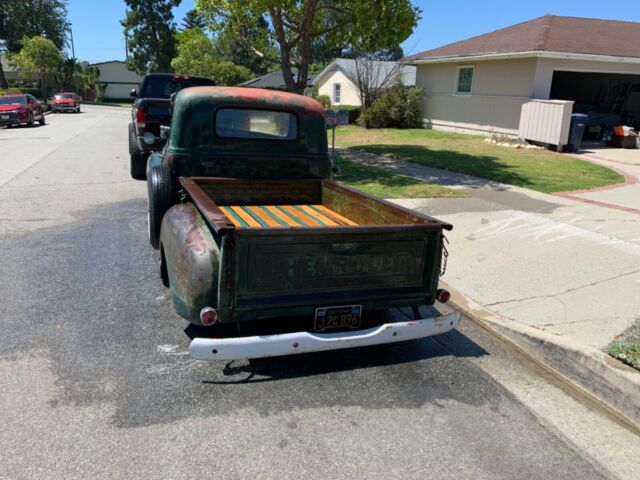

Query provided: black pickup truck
[129,73,215,180]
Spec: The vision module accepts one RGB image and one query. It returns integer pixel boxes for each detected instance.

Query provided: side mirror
[160,125,170,140]
[129,88,137,98]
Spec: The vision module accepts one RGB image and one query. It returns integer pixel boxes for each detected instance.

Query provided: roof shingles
[404,15,640,62]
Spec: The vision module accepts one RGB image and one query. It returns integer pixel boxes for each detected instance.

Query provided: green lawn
[608,321,640,371]
[334,156,465,199]
[335,126,624,194]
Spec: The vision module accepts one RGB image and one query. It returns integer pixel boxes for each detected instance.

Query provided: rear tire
[147,165,173,250]
[130,152,148,181]
[129,123,148,180]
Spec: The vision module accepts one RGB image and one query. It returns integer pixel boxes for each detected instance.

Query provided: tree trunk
[0,62,8,89]
[292,0,316,95]
[269,7,298,93]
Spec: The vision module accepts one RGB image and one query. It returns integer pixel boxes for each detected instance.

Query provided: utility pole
[69,23,76,59]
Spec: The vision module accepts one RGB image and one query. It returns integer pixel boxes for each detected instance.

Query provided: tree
[121,0,181,75]
[53,57,77,91]
[196,0,420,94]
[170,28,253,85]
[0,0,69,88]
[213,14,276,76]
[13,36,63,99]
[209,61,253,86]
[353,56,402,109]
[171,28,218,77]
[182,9,206,30]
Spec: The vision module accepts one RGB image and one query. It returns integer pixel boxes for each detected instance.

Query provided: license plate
[1,115,9,120]
[314,305,362,332]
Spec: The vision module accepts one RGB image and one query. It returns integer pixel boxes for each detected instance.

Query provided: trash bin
[567,114,588,152]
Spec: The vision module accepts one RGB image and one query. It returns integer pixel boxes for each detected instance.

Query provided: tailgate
[229,228,442,318]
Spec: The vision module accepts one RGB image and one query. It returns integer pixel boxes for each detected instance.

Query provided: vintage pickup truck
[145,86,459,360]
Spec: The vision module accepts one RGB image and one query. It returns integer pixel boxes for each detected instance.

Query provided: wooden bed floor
[219,205,358,228]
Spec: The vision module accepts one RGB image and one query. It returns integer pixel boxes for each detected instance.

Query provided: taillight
[200,307,219,326]
[136,104,146,129]
[436,289,451,303]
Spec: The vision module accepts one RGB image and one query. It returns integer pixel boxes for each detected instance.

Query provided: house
[404,15,640,136]
[314,58,416,106]
[88,60,143,100]
[1,55,40,85]
[239,70,316,90]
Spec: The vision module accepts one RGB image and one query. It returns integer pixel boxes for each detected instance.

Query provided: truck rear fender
[160,203,221,323]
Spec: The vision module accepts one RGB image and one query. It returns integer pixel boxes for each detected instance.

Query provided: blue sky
[68,0,640,63]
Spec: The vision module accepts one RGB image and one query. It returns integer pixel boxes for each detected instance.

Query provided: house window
[456,66,474,94]
[333,83,341,104]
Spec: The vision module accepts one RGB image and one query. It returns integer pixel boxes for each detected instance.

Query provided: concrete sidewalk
[563,145,640,214]
[339,147,640,349]
[338,147,640,421]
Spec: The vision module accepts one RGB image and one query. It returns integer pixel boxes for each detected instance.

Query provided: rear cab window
[215,109,298,141]
[140,75,215,99]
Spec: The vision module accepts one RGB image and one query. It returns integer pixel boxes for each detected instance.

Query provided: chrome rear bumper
[189,312,461,361]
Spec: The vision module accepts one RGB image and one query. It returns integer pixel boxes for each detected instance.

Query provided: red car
[50,92,81,113]
[0,94,46,127]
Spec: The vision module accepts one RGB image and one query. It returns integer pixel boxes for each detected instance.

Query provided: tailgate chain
[440,235,449,277]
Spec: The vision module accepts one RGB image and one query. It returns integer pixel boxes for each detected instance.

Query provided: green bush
[316,95,331,108]
[347,107,362,124]
[358,85,423,129]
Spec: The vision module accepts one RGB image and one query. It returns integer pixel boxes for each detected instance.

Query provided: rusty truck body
[144,86,459,360]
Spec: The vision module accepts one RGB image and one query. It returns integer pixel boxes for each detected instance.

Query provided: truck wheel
[147,165,172,250]
[128,123,139,154]
[130,152,148,181]
[129,123,148,180]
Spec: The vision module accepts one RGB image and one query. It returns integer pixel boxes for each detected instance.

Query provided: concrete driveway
[564,143,640,214]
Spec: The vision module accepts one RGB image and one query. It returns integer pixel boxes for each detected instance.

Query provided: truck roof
[175,86,324,117]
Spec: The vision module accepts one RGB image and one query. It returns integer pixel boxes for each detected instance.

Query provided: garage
[550,70,640,140]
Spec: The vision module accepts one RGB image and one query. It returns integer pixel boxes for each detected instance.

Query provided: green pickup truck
[145,86,459,360]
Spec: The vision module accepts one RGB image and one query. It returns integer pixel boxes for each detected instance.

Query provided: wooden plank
[264,206,302,227]
[246,206,283,227]
[313,204,358,226]
[298,205,340,226]
[231,206,262,227]
[240,206,270,227]
[281,205,323,227]
[220,206,246,227]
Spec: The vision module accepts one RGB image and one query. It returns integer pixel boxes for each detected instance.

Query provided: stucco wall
[417,58,537,135]
[416,56,640,135]
[91,61,143,99]
[316,70,361,106]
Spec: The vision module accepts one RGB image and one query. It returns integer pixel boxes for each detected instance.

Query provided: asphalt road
[0,106,636,479]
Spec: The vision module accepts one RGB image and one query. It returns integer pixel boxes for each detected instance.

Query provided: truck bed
[167,176,452,323]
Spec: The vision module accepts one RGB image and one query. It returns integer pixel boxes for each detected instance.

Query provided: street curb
[441,281,640,431]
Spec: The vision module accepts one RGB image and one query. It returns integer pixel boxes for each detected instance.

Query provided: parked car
[145,86,458,361]
[50,92,81,113]
[0,94,45,127]
[129,73,216,180]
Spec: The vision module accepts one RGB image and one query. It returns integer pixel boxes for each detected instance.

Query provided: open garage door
[550,70,640,136]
